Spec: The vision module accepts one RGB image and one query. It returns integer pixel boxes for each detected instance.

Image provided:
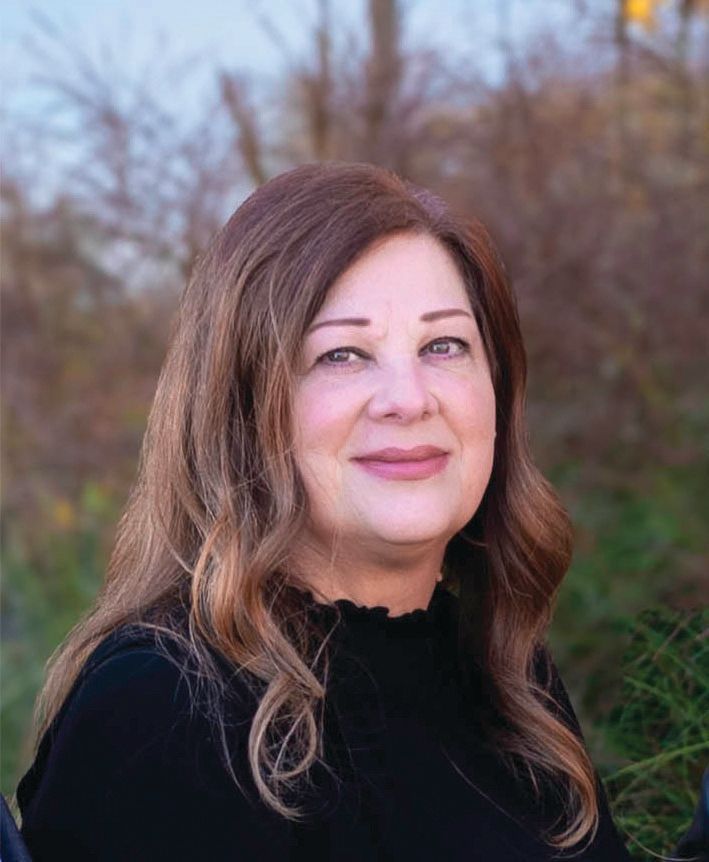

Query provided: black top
[17,583,632,861]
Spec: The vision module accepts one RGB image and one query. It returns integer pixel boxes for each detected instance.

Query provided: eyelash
[315,337,471,367]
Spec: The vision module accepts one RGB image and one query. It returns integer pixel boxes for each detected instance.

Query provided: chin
[360,516,455,547]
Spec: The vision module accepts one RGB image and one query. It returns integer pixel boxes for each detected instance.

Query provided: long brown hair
[32,162,597,850]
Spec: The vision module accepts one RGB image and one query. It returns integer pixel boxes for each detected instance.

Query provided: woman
[17,162,632,860]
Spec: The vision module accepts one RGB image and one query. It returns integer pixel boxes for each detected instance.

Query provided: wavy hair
[31,162,598,850]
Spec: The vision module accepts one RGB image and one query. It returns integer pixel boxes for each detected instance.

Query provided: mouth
[352,452,449,481]
[354,445,448,462]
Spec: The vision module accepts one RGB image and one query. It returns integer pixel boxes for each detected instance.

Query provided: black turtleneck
[17,584,632,861]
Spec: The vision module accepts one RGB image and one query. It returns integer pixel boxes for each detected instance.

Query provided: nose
[367,359,439,422]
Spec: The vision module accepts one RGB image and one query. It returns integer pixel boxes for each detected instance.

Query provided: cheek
[293,381,362,456]
[292,384,360,524]
[447,367,495,420]
[449,379,496,524]
[453,376,497,455]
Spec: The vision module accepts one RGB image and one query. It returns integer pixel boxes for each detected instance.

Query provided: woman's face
[292,232,496,566]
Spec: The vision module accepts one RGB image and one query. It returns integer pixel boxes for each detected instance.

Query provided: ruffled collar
[293,580,451,638]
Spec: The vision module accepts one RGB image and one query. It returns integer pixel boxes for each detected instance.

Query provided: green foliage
[0,483,117,797]
[544,454,707,860]
[600,607,708,861]
[550,455,708,745]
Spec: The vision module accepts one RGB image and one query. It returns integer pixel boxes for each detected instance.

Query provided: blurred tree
[364,0,402,164]
[1,177,174,532]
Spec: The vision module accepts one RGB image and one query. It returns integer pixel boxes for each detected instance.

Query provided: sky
[1,0,626,213]
[3,0,567,282]
[2,0,587,99]
[5,0,701,127]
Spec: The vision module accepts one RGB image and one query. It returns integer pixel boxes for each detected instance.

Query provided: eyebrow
[306,307,473,333]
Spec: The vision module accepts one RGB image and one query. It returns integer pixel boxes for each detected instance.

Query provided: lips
[351,445,450,481]
[352,447,449,481]
[354,445,448,463]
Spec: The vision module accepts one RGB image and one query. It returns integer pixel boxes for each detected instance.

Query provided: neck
[288,538,445,617]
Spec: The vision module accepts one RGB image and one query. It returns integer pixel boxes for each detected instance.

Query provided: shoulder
[76,647,189,735]
[18,629,290,860]
[61,626,260,747]
[18,627,259,815]
[77,630,186,699]
[61,628,200,734]
[18,631,208,815]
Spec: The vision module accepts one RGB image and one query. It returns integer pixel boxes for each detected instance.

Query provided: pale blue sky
[2,0,619,209]
[3,0,589,100]
[6,1,701,129]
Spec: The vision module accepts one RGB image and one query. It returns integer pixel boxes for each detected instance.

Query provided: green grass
[600,607,708,860]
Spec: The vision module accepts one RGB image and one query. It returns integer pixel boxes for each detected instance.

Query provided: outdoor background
[2,1,707,859]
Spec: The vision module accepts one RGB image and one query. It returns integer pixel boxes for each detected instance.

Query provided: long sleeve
[18,646,290,862]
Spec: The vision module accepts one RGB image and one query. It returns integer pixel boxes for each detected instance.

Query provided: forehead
[318,233,471,314]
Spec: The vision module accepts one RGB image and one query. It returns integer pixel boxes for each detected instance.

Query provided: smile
[353,453,449,481]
